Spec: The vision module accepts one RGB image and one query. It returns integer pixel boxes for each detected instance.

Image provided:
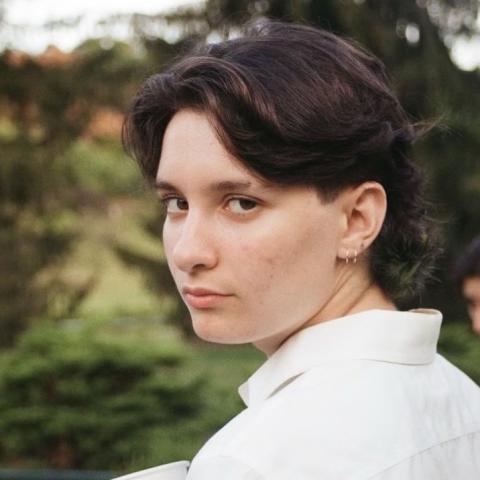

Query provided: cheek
[239,241,277,275]
[234,226,331,296]
[226,239,284,305]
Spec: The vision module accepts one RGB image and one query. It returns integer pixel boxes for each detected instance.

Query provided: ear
[337,182,387,261]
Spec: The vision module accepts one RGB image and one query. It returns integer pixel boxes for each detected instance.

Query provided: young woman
[123,19,480,480]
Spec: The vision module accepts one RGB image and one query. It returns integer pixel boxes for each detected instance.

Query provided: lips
[183,286,225,296]
[182,286,232,309]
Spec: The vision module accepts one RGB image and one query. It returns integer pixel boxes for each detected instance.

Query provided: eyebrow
[154,179,254,193]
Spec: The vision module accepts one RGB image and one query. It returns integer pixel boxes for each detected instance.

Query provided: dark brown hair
[454,235,480,288]
[122,18,439,303]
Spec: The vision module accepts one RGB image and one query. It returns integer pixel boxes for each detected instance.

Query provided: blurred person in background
[454,235,480,335]
[123,19,480,480]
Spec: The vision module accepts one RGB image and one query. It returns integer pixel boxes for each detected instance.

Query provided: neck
[255,260,396,357]
[310,264,396,326]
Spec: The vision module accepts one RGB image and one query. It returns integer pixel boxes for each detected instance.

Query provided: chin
[191,314,252,345]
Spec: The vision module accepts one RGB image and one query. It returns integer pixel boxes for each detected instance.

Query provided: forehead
[157,109,257,183]
[156,109,324,203]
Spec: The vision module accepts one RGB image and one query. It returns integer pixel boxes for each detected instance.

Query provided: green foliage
[113,234,191,336]
[0,207,76,346]
[0,39,144,346]
[64,139,144,196]
[438,322,480,385]
[0,323,207,470]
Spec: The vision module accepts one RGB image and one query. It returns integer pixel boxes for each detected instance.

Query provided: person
[454,235,480,334]
[122,19,480,480]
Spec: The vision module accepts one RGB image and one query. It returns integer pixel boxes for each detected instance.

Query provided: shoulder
[191,357,480,479]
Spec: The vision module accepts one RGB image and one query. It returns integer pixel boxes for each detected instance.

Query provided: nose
[171,213,218,273]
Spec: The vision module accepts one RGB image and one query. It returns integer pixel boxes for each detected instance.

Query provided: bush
[64,139,143,197]
[0,323,207,470]
[438,322,480,385]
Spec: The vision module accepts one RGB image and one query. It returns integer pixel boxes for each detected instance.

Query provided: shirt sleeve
[186,455,265,480]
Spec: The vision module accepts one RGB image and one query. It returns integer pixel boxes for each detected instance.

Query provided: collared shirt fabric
[186,309,480,480]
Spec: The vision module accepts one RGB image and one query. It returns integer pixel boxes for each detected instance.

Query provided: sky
[2,0,206,52]
[2,0,480,70]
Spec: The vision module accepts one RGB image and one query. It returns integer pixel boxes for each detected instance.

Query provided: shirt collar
[238,309,442,407]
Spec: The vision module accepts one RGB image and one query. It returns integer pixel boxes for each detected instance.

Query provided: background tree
[114,233,192,336]
[0,40,144,346]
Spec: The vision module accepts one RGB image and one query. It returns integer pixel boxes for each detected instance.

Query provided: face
[462,276,480,335]
[156,109,346,354]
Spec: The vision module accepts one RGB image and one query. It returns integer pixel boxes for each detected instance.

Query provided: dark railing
[0,470,114,480]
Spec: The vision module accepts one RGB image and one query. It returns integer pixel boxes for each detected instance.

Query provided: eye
[162,197,188,213]
[227,197,258,214]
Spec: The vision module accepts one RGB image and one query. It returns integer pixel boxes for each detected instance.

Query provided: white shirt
[186,309,480,479]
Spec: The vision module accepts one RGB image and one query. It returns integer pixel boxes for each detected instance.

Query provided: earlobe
[341,243,365,264]
[337,182,387,262]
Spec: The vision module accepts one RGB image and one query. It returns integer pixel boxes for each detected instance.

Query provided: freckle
[264,253,278,267]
